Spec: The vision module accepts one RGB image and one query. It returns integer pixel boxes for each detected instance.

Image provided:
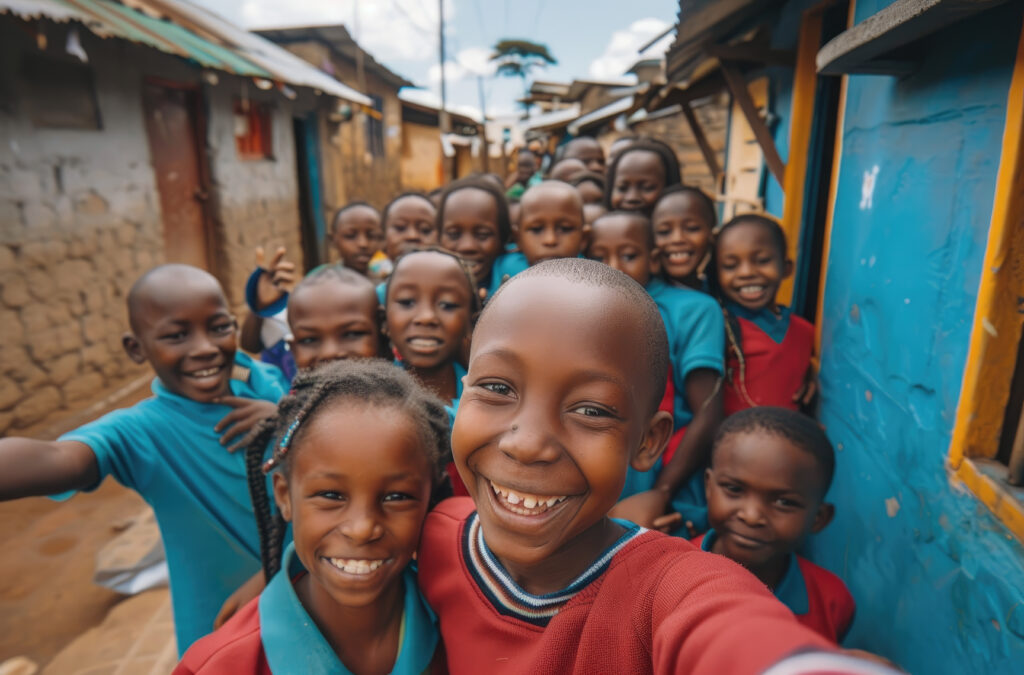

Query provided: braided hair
[242,358,451,581]
[708,213,788,409]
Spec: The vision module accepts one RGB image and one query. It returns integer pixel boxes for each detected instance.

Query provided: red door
[142,82,212,271]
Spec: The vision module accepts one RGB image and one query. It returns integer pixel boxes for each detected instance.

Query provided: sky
[189,0,678,120]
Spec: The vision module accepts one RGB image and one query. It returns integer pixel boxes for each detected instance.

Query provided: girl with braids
[710,214,816,416]
[177,359,449,674]
[386,247,478,496]
[651,185,718,292]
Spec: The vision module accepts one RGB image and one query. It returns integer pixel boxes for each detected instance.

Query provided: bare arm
[0,438,99,500]
[239,312,265,354]
[653,368,722,496]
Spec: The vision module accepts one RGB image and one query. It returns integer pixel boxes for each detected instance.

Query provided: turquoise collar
[259,543,438,674]
[725,302,792,344]
[701,529,809,614]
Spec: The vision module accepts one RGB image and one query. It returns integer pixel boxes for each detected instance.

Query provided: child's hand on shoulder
[214,397,278,452]
[254,246,296,309]
[793,359,819,408]
[609,489,678,532]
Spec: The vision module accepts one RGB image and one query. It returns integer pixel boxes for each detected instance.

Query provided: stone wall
[0,21,166,434]
[0,18,307,434]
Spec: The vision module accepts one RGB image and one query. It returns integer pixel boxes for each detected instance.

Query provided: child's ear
[580,223,591,248]
[272,472,293,522]
[810,501,835,534]
[783,258,794,279]
[122,332,146,364]
[630,409,674,472]
[704,467,713,501]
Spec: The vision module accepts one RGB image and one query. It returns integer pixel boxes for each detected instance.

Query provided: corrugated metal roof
[520,105,581,131]
[0,0,371,105]
[567,96,635,136]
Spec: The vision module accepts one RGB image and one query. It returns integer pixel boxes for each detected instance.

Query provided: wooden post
[720,60,787,185]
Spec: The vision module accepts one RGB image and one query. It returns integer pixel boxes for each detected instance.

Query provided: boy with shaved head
[419,259,897,675]
[0,264,288,655]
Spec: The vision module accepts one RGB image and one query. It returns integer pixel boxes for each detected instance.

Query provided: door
[142,82,212,271]
[293,113,327,269]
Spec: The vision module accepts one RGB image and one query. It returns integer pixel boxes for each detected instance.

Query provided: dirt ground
[0,383,157,668]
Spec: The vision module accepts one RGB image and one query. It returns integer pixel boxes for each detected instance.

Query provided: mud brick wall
[205,83,305,314]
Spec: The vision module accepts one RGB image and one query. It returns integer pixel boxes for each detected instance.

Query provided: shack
[0,0,368,435]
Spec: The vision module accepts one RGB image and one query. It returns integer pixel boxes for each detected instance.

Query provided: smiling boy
[417,259,867,674]
[0,264,288,654]
[516,181,588,266]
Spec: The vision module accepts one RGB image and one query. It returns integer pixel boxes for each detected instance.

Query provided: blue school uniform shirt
[259,543,439,674]
[618,278,725,532]
[485,252,529,300]
[58,351,289,654]
[445,361,467,427]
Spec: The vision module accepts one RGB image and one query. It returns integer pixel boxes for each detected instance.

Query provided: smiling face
[287,281,382,370]
[384,196,438,260]
[439,187,503,284]
[453,276,669,592]
[564,138,606,174]
[610,150,666,214]
[273,402,433,609]
[705,430,832,585]
[652,191,715,284]
[333,205,383,275]
[715,220,790,311]
[587,214,657,286]
[517,183,586,265]
[386,251,472,372]
[125,267,236,403]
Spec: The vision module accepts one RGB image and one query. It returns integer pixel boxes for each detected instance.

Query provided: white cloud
[588,17,671,79]
[238,0,454,63]
[427,47,496,86]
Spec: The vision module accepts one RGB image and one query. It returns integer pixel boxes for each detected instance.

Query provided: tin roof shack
[256,24,412,212]
[0,0,367,436]
[399,91,486,191]
[663,1,1024,671]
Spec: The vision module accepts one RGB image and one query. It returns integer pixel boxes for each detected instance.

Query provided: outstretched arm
[0,438,99,500]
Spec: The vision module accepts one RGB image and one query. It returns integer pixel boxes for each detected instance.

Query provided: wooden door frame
[142,76,217,273]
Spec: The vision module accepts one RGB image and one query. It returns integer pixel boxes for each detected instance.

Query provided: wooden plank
[720,60,786,185]
[708,42,795,67]
[778,8,824,305]
[681,101,722,182]
[817,0,1009,75]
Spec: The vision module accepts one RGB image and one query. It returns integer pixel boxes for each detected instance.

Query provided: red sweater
[174,597,269,675]
[419,498,833,674]
[724,312,813,416]
[693,533,855,643]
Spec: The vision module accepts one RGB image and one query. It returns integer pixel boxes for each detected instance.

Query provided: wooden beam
[719,60,787,185]
[778,8,824,305]
[707,42,795,67]
[681,101,722,182]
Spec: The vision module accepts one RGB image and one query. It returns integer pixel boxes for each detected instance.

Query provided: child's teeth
[523,496,537,508]
[488,481,567,514]
[328,558,386,574]
[507,492,521,505]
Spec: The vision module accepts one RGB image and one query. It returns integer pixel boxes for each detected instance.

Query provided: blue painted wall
[806,4,1024,672]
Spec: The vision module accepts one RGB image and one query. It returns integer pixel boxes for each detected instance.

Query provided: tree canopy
[490,39,557,81]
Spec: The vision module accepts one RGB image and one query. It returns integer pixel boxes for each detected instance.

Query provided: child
[505,150,542,199]
[515,181,587,266]
[582,202,606,227]
[586,212,724,533]
[710,214,815,415]
[286,266,387,371]
[382,192,438,263]
[571,171,605,205]
[652,185,718,291]
[548,157,587,183]
[417,259,875,673]
[438,177,527,300]
[697,406,855,643]
[557,135,606,174]
[0,265,288,654]
[331,202,384,277]
[176,360,448,674]
[605,139,682,215]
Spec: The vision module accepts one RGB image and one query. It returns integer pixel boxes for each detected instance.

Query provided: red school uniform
[418,498,840,674]
[693,532,856,644]
[723,304,813,416]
